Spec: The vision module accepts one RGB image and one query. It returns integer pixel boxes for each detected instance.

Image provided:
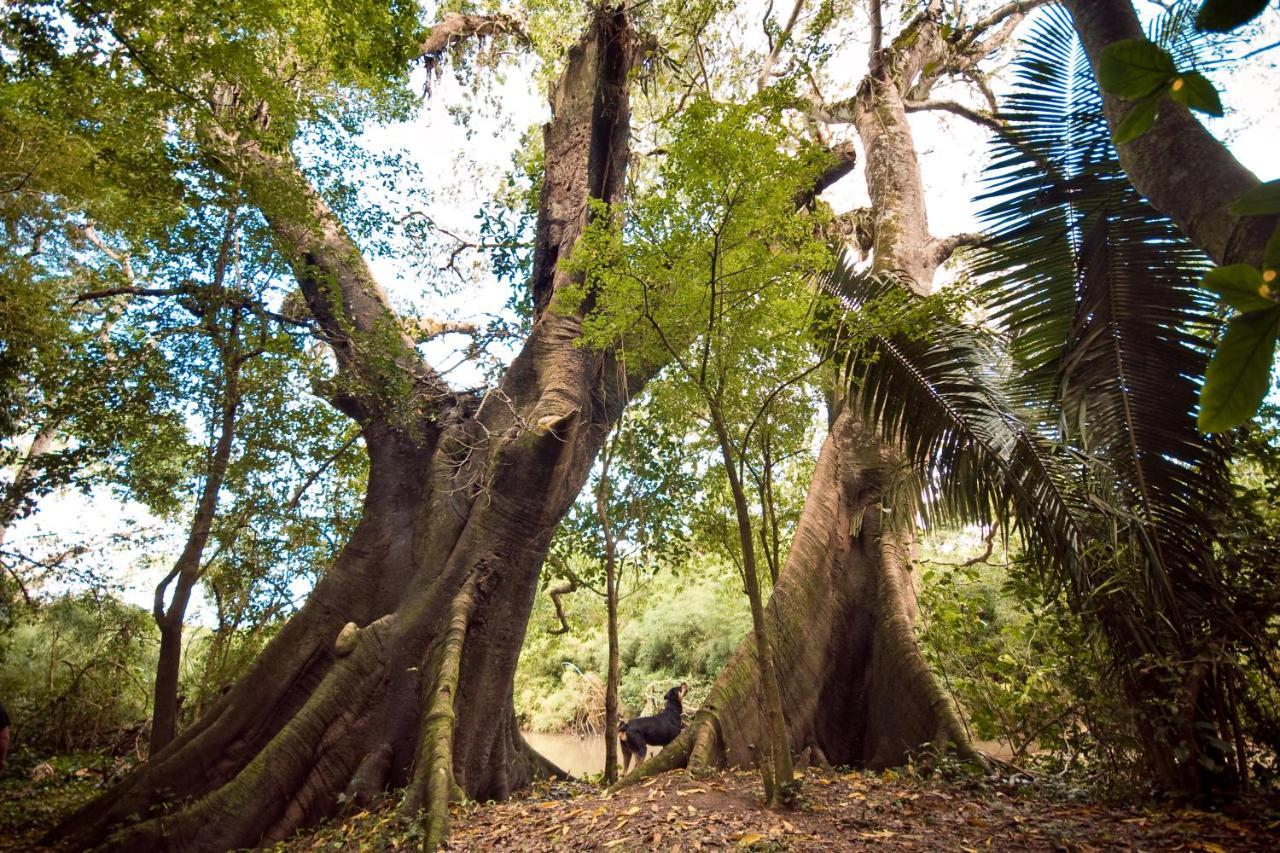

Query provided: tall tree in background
[0,3,1270,850]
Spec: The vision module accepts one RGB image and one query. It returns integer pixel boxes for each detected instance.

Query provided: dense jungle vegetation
[1,0,1278,850]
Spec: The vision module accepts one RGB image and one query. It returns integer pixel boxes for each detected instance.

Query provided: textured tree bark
[48,9,638,851]
[617,411,974,788]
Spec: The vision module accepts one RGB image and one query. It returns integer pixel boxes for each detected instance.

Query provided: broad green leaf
[1266,224,1280,270]
[1232,180,1280,215]
[1113,93,1160,144]
[1201,265,1273,313]
[1169,71,1223,116]
[1098,39,1176,99]
[1199,307,1280,431]
[1196,0,1270,32]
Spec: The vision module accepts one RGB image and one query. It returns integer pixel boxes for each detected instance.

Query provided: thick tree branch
[929,232,985,266]
[796,140,857,207]
[869,0,885,75]
[1063,0,1277,267]
[963,1,1053,50]
[202,132,451,422]
[547,575,579,635]
[904,97,1000,131]
[419,12,528,65]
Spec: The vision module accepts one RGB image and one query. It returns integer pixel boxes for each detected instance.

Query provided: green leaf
[1168,71,1223,116]
[1266,223,1280,270]
[1231,180,1280,216]
[1098,39,1177,98]
[1201,265,1273,312]
[1196,0,1270,32]
[1113,93,1160,144]
[1199,308,1280,432]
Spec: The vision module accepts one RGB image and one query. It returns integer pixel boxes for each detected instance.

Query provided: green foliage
[1198,229,1280,432]
[1200,308,1280,431]
[1214,408,1280,781]
[551,398,698,586]
[966,6,1276,788]
[516,555,750,733]
[0,594,156,754]
[1098,38,1179,98]
[917,534,1142,788]
[973,6,1229,583]
[565,96,833,370]
[0,750,119,841]
[1097,37,1222,145]
[1231,180,1280,216]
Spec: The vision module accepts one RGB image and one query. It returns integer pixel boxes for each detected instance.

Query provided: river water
[521,731,1017,778]
[520,731,624,777]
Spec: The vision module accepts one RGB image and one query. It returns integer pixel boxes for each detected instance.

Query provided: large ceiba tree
[38,0,1274,847]
[52,8,642,850]
[614,0,1031,784]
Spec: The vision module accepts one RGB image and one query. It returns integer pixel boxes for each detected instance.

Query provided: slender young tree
[547,405,695,785]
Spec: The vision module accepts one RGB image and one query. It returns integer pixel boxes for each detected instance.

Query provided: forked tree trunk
[48,10,638,851]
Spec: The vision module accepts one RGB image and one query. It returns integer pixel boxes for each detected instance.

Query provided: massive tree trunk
[615,4,1020,787]
[49,10,638,851]
[684,411,973,774]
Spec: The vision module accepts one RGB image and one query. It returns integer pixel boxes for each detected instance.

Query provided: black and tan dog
[618,682,687,773]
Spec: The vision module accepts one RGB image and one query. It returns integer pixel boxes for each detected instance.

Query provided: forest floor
[288,766,1280,852]
[4,759,1279,851]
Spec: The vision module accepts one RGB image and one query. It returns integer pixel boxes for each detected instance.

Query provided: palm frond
[969,5,1231,592]
[821,261,1093,601]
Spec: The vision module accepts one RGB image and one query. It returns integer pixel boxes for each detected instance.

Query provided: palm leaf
[970,5,1231,601]
[821,261,1094,601]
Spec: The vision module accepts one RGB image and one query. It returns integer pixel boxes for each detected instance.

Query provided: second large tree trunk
[629,411,973,782]
[618,27,982,781]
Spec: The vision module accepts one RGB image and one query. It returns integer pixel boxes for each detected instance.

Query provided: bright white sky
[10,2,1279,623]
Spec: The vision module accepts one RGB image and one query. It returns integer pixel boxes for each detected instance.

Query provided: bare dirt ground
[6,760,1278,851]
[441,767,1279,852]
